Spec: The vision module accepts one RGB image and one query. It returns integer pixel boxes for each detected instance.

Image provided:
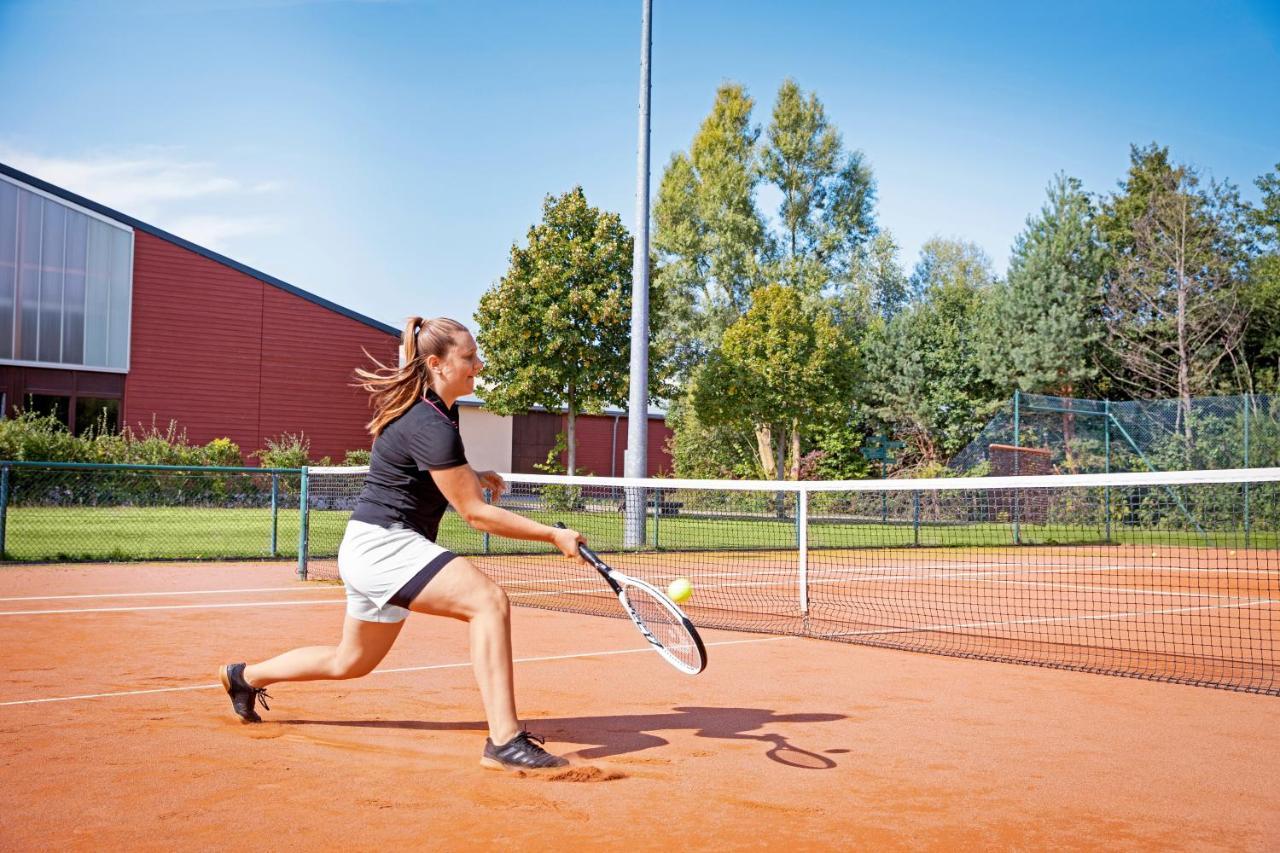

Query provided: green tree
[653,83,767,375]
[690,284,857,480]
[980,175,1103,396]
[977,175,1106,471]
[655,81,879,478]
[1097,145,1253,446]
[854,230,910,323]
[664,398,760,479]
[760,79,877,299]
[1244,163,1280,392]
[475,187,636,476]
[863,239,1001,467]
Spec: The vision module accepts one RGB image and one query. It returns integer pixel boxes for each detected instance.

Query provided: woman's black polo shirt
[350,389,468,540]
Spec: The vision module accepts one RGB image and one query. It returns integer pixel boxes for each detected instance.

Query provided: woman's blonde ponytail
[356,316,469,438]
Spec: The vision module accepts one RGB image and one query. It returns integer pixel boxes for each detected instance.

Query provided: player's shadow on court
[280,706,846,769]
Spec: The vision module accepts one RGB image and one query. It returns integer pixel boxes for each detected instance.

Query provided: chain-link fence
[0,461,304,563]
[950,392,1280,476]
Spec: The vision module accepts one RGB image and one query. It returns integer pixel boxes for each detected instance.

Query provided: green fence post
[0,465,9,558]
[652,491,660,549]
[270,473,279,557]
[1104,399,1112,544]
[912,490,920,547]
[1243,394,1251,547]
[297,466,309,580]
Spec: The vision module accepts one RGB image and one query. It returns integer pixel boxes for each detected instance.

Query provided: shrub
[202,437,243,468]
[255,432,312,469]
[0,410,89,462]
[343,448,372,466]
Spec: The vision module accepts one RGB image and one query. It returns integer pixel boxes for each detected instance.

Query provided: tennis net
[303,466,1280,695]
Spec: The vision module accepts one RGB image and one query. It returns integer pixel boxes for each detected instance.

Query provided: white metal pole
[623,0,653,548]
[798,486,809,615]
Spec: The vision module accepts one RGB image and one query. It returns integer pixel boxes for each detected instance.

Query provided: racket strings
[622,587,702,671]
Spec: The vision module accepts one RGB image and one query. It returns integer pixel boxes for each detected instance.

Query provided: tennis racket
[557,523,707,675]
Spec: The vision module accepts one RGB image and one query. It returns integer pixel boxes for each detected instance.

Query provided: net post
[270,473,279,557]
[1012,390,1021,545]
[0,464,9,558]
[296,466,309,580]
[798,486,809,616]
[483,488,492,554]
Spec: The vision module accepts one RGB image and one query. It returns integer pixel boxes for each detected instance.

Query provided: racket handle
[555,521,604,567]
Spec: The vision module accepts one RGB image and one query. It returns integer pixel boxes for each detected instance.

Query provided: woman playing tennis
[219,317,585,771]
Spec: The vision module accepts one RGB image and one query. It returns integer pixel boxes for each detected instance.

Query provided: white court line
[821,597,1280,639]
[0,586,336,603]
[2,568,1265,614]
[0,635,790,707]
[0,599,345,616]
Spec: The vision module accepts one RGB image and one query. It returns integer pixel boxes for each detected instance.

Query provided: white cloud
[0,144,285,252]
[165,214,282,252]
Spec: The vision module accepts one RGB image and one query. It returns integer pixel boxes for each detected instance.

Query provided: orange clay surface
[1,561,1278,851]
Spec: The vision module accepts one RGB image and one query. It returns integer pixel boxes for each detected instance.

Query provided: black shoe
[480,731,569,771]
[218,662,271,723]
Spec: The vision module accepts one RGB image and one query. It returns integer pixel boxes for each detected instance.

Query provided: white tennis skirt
[338,520,457,623]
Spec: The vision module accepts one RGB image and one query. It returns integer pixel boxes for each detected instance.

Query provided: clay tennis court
[2,557,1278,850]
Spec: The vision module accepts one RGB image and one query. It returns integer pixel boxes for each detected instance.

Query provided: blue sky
[2,0,1277,331]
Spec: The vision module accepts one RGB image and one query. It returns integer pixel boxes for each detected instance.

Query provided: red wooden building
[0,162,674,473]
[0,162,400,462]
[505,409,672,477]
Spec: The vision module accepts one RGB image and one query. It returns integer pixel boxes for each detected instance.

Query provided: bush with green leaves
[254,432,312,469]
[343,448,372,467]
[532,432,583,512]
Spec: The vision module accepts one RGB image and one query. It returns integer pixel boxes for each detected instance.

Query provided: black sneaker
[218,662,271,723]
[480,731,569,771]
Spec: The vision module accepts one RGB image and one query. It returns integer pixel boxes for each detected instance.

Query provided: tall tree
[1097,145,1252,445]
[653,84,767,375]
[656,81,880,479]
[1243,164,1280,392]
[863,239,1000,467]
[979,174,1105,396]
[856,230,910,323]
[760,79,877,299]
[690,284,857,480]
[476,187,637,476]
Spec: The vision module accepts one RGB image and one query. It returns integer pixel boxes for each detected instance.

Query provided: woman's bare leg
[407,556,519,744]
[243,615,403,687]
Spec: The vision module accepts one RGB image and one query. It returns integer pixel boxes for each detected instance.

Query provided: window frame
[0,173,133,375]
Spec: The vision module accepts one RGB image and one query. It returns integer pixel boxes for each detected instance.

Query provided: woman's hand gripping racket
[556,522,707,675]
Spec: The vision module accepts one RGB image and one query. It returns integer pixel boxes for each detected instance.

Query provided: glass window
[0,181,15,360]
[38,202,65,363]
[83,220,111,367]
[25,394,70,429]
[18,191,41,361]
[63,215,87,364]
[0,176,132,371]
[74,397,119,437]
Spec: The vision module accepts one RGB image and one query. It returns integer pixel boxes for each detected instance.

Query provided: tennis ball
[667,577,693,603]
